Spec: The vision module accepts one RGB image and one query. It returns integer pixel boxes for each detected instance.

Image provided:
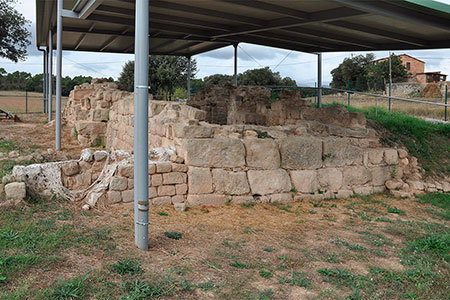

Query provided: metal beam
[317,53,322,108]
[334,0,450,32]
[74,23,96,50]
[48,30,53,121]
[79,0,105,19]
[233,44,238,86]
[150,0,266,26]
[56,0,63,150]
[187,56,191,101]
[328,21,428,46]
[217,0,309,20]
[168,41,204,55]
[99,28,129,52]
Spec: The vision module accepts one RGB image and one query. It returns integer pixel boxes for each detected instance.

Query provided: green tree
[118,56,197,99]
[238,67,296,86]
[330,54,375,91]
[0,0,31,62]
[366,54,408,91]
[203,74,233,86]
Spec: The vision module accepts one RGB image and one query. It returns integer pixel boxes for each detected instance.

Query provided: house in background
[374,54,447,84]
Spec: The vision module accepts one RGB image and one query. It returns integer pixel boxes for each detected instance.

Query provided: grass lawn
[0,191,449,299]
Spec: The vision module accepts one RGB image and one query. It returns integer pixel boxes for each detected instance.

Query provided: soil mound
[420,83,442,98]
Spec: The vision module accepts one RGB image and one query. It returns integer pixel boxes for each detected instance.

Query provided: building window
[406,62,411,71]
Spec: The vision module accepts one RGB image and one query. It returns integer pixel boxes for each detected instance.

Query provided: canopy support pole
[134,0,150,251]
[187,56,191,101]
[234,44,238,86]
[317,53,322,108]
[55,0,63,150]
[48,30,53,121]
[42,49,47,113]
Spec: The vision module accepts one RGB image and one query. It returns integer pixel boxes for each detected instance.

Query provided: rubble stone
[61,162,80,176]
[109,176,128,191]
[5,182,26,200]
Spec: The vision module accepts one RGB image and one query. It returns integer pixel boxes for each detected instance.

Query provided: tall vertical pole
[445,85,448,122]
[347,80,351,106]
[42,49,47,113]
[134,0,149,251]
[55,0,63,150]
[388,51,392,112]
[25,90,28,114]
[187,56,191,101]
[314,82,317,105]
[233,44,238,86]
[317,53,322,108]
[48,30,53,121]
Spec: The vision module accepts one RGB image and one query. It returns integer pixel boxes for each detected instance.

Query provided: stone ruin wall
[10,80,437,210]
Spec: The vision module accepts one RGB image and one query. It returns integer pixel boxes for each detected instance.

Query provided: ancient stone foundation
[8,79,438,209]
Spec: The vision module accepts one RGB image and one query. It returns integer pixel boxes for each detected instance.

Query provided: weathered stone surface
[121,190,134,203]
[186,194,227,207]
[183,139,245,168]
[156,162,172,173]
[5,182,26,200]
[442,182,450,192]
[384,149,399,165]
[323,138,363,167]
[188,167,213,194]
[61,162,80,176]
[151,174,163,187]
[343,167,372,186]
[149,186,157,199]
[172,164,188,172]
[148,164,156,174]
[317,168,343,191]
[171,195,184,204]
[163,172,187,185]
[398,149,408,159]
[94,151,108,161]
[176,183,188,195]
[244,138,280,169]
[109,176,128,191]
[152,196,172,206]
[118,165,134,178]
[270,193,293,203]
[212,169,250,195]
[385,179,404,191]
[279,137,322,169]
[406,180,425,191]
[368,149,384,165]
[353,186,373,196]
[107,191,122,204]
[290,170,317,194]
[370,166,391,186]
[247,169,291,195]
[174,202,187,211]
[158,185,176,196]
[399,158,409,167]
[128,179,134,189]
[336,189,353,199]
[173,124,214,138]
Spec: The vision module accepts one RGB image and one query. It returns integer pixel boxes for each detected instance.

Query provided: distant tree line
[0,68,113,96]
[330,53,408,92]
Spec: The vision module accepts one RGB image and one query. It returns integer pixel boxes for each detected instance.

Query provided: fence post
[445,85,448,122]
[347,80,350,106]
[388,81,392,112]
[26,90,28,114]
[314,82,317,105]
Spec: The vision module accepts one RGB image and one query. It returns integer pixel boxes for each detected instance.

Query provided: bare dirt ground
[0,113,84,159]
[0,192,449,299]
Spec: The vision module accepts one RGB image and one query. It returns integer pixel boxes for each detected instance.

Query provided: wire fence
[0,91,69,114]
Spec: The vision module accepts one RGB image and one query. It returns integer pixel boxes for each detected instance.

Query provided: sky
[1,0,450,87]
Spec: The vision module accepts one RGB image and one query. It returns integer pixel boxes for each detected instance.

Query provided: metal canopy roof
[36,0,450,56]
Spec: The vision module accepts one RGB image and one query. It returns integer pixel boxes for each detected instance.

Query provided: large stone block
[163,172,187,185]
[317,168,343,191]
[323,138,363,167]
[109,176,128,191]
[371,166,391,186]
[343,167,372,186]
[188,167,213,194]
[244,138,280,169]
[247,169,291,195]
[61,162,80,176]
[186,194,227,207]
[183,139,245,168]
[158,185,176,196]
[212,169,250,195]
[384,149,399,165]
[368,149,384,165]
[118,165,134,178]
[279,137,322,169]
[5,182,26,200]
[290,170,317,194]
[173,124,214,138]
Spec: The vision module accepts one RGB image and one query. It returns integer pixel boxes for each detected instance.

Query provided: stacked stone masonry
[22,79,444,209]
